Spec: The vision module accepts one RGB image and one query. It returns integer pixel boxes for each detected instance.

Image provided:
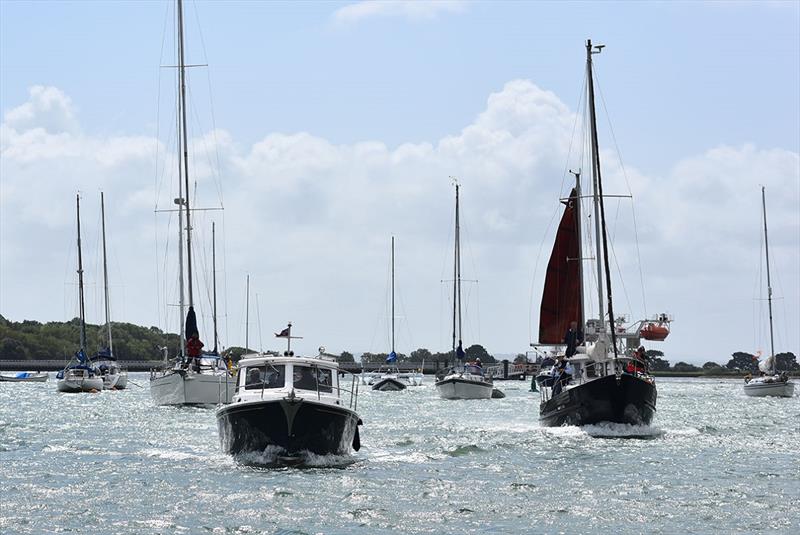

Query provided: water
[1,375,798,534]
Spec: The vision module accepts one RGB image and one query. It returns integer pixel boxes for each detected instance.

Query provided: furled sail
[539,188,582,344]
[758,355,774,374]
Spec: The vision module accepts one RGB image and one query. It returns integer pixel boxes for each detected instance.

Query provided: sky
[1,0,798,365]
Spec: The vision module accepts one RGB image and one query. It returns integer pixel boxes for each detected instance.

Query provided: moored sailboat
[535,40,671,426]
[743,187,794,398]
[149,0,235,406]
[373,237,407,392]
[435,182,493,400]
[57,194,104,394]
[90,192,128,390]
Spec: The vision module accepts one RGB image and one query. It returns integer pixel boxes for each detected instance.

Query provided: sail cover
[539,188,583,344]
[185,307,199,339]
[758,355,774,374]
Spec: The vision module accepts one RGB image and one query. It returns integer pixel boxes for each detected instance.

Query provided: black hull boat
[372,377,406,391]
[539,373,656,427]
[217,397,361,456]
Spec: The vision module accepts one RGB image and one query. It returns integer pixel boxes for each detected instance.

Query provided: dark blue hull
[216,398,361,456]
[539,373,656,427]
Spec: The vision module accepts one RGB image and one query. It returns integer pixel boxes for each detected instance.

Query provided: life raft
[641,323,669,341]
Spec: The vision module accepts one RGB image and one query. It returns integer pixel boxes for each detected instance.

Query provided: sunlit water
[1,375,798,534]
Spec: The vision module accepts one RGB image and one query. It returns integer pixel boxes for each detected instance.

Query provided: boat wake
[233,446,357,468]
[579,422,665,439]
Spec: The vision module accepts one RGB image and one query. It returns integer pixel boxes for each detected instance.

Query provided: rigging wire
[593,65,649,316]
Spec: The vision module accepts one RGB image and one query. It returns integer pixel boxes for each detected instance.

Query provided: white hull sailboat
[149,1,234,407]
[90,192,128,390]
[434,182,493,400]
[743,188,795,398]
[56,193,104,394]
[0,372,48,382]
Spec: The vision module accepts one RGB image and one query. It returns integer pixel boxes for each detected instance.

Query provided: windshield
[244,364,285,390]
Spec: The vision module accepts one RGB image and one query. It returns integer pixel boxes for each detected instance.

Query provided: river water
[1,375,798,534]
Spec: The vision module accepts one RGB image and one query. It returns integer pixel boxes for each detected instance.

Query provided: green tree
[410,348,432,362]
[702,361,721,370]
[465,344,495,363]
[646,350,670,371]
[513,353,527,364]
[672,361,700,372]
[726,352,757,371]
[337,351,355,363]
[775,352,799,371]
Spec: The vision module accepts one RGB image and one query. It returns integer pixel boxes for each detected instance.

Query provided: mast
[245,274,250,352]
[212,221,218,354]
[761,186,776,370]
[586,38,618,358]
[391,236,395,355]
[570,170,585,330]
[586,39,605,330]
[100,192,113,356]
[76,193,87,351]
[452,182,463,357]
[177,0,195,311]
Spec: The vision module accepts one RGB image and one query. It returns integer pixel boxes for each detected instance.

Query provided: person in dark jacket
[564,321,584,358]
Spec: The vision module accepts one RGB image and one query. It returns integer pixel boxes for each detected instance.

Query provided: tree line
[3,315,796,372]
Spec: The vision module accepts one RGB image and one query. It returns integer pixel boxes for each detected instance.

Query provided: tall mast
[761,187,775,369]
[586,39,605,330]
[76,193,87,351]
[100,192,113,356]
[570,170,585,330]
[212,221,218,354]
[245,274,250,352]
[586,39,618,358]
[452,182,463,355]
[177,0,195,310]
[391,235,395,354]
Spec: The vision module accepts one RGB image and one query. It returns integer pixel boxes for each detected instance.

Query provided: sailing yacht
[534,40,672,426]
[743,187,794,398]
[149,0,235,406]
[56,194,104,394]
[434,183,493,400]
[373,237,409,392]
[90,192,128,390]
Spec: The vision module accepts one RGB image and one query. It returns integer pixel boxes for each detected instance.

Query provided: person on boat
[186,334,204,372]
[626,346,647,374]
[744,372,752,383]
[474,358,482,368]
[247,367,262,387]
[564,321,584,358]
[552,357,573,395]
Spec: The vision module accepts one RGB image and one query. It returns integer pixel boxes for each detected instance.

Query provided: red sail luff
[539,188,582,344]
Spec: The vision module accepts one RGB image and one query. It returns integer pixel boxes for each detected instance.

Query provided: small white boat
[0,371,48,383]
[743,188,795,398]
[435,365,493,400]
[744,373,794,398]
[372,371,407,391]
[57,365,103,393]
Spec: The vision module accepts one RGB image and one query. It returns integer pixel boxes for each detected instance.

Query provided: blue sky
[1,1,799,364]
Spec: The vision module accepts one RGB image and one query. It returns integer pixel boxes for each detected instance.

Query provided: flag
[456,342,465,360]
[386,351,397,363]
[75,349,88,364]
[275,326,291,338]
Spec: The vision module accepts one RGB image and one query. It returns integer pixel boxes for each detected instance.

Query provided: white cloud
[332,0,466,26]
[1,81,798,365]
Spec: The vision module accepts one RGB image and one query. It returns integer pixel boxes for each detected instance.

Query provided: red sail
[539,188,582,344]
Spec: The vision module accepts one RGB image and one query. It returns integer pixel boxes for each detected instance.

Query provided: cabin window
[293,365,333,393]
[244,364,285,390]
